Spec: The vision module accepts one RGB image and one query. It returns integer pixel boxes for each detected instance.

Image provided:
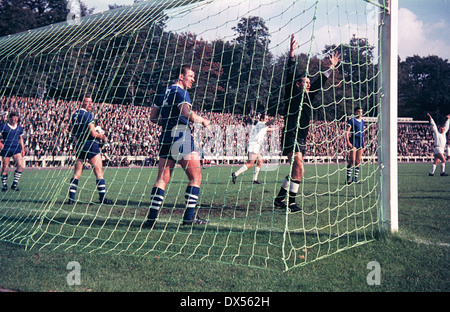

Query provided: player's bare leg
[274,151,302,212]
[232,154,257,184]
[430,153,447,176]
[347,148,356,184]
[89,154,113,204]
[1,157,10,191]
[253,155,263,184]
[10,153,23,191]
[179,152,207,225]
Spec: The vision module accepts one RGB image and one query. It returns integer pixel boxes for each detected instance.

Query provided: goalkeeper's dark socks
[275,176,289,202]
[275,176,300,211]
[96,178,106,201]
[287,178,300,209]
[147,187,164,222]
[69,178,78,201]
[183,185,200,222]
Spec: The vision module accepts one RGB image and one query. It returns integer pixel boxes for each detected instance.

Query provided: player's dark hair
[295,72,307,83]
[171,64,193,81]
[293,72,308,93]
[77,93,93,103]
[180,64,192,75]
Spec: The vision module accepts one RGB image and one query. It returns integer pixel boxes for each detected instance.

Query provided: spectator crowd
[0,96,447,167]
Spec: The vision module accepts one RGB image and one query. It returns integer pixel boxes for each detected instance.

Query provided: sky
[80,0,450,60]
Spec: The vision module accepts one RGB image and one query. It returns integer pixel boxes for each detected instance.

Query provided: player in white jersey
[232,114,276,184]
[427,113,450,176]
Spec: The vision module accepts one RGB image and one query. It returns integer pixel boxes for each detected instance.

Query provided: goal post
[378,0,399,233]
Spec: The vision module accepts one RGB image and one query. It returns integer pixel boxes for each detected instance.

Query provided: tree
[232,15,271,47]
[324,35,377,119]
[0,0,93,37]
[398,55,450,120]
[216,16,273,115]
[0,0,37,36]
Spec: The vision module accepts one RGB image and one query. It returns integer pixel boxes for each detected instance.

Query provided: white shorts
[434,147,445,155]
[248,142,261,154]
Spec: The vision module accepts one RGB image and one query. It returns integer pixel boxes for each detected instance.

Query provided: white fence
[5,154,434,168]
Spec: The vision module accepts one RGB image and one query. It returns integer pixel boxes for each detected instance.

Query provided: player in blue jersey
[67,94,113,205]
[345,107,366,184]
[145,64,211,227]
[0,112,25,192]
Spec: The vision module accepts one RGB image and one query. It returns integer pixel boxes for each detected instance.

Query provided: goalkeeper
[274,34,341,212]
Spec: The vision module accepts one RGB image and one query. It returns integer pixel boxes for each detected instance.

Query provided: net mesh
[0,0,386,271]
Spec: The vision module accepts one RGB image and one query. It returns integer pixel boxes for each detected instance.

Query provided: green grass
[0,163,448,292]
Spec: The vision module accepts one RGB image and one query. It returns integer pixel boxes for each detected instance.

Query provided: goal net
[0,0,387,271]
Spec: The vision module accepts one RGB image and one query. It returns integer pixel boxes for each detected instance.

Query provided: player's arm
[0,125,3,151]
[266,118,276,127]
[310,51,341,95]
[427,113,438,133]
[265,117,280,130]
[88,123,105,140]
[444,114,450,133]
[282,34,298,114]
[345,123,353,148]
[179,102,210,129]
[150,106,161,126]
[19,135,25,156]
[284,35,298,98]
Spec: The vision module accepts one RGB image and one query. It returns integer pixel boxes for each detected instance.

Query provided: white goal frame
[378,0,399,233]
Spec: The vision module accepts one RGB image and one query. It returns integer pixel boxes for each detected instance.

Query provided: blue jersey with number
[153,85,191,143]
[71,108,95,143]
[0,123,23,154]
[347,118,365,138]
[347,117,365,148]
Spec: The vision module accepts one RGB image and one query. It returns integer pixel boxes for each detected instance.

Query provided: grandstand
[0,96,446,168]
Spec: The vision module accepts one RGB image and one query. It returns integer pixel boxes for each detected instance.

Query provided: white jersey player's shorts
[248,142,261,154]
[434,147,445,155]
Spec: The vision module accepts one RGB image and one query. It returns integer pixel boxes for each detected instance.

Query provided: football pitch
[0,162,380,268]
[0,162,448,292]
